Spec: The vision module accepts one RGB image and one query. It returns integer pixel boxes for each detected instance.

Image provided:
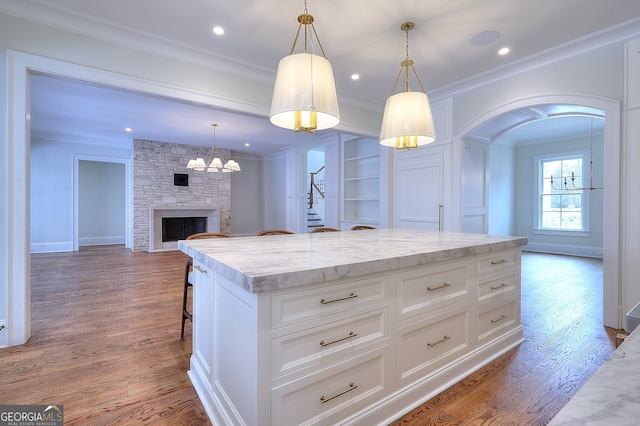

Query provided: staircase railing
[309,166,325,209]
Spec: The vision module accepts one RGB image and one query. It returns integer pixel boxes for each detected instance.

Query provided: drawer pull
[320,292,357,305]
[427,282,451,292]
[491,259,508,265]
[490,283,508,290]
[491,314,508,324]
[427,335,451,347]
[194,265,208,274]
[320,382,358,403]
[320,331,357,347]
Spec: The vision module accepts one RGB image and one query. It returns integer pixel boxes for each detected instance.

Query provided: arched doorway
[452,94,621,328]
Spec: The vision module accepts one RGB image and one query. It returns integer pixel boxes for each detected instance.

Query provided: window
[536,153,588,233]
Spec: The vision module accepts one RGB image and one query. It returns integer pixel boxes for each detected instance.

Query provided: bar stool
[351,225,376,231]
[257,229,295,236]
[311,227,342,233]
[182,232,233,339]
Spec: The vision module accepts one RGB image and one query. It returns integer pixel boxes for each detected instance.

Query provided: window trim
[533,150,590,235]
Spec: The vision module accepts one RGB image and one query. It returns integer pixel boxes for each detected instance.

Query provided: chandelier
[379,22,436,149]
[269,0,339,133]
[186,124,241,173]
[550,117,603,191]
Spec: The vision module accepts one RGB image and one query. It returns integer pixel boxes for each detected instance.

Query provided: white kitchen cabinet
[180,230,526,425]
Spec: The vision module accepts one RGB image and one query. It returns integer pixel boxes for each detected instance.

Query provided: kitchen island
[179,229,527,425]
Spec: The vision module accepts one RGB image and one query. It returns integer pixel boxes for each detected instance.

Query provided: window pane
[539,157,585,231]
[542,211,561,228]
[562,210,582,229]
[563,193,581,209]
[543,160,562,179]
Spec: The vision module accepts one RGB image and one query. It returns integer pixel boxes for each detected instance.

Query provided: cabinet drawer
[271,274,390,329]
[397,260,471,320]
[271,348,389,426]
[271,308,389,378]
[477,298,518,343]
[477,271,518,302]
[476,249,520,276]
[397,307,469,383]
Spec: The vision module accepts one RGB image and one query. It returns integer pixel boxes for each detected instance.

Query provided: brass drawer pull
[320,382,358,403]
[427,335,451,347]
[490,283,508,290]
[194,265,208,274]
[320,331,357,347]
[491,314,508,324]
[427,282,451,292]
[491,259,508,265]
[320,292,357,304]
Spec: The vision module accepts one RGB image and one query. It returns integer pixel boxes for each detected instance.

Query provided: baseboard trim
[524,242,603,258]
[30,242,73,253]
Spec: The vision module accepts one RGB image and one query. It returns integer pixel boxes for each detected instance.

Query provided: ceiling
[6,0,640,154]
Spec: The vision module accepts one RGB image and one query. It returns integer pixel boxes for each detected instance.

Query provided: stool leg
[181,258,193,339]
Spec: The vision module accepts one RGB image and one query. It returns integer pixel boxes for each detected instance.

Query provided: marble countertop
[549,328,640,425]
[179,229,527,293]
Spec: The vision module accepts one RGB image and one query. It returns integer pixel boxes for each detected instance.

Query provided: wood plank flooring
[0,247,617,425]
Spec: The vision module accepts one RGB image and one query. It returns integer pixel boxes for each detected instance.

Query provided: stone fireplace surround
[149,205,220,252]
[133,139,231,252]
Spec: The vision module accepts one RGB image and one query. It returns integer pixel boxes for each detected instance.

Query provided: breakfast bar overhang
[179,229,528,425]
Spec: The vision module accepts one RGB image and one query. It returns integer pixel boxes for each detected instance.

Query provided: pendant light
[380,22,436,149]
[186,124,241,173]
[269,0,339,133]
[549,117,603,191]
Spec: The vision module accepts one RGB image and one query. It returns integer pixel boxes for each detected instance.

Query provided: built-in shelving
[343,138,380,226]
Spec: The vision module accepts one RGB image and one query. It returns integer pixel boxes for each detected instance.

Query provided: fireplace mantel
[149,205,219,252]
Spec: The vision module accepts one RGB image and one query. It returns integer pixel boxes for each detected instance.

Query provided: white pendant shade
[192,157,207,171]
[270,53,339,132]
[211,157,223,169]
[379,91,436,149]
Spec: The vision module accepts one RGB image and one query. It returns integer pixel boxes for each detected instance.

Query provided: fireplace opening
[162,217,207,242]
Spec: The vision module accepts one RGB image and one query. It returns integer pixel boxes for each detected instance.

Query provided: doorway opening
[455,96,620,328]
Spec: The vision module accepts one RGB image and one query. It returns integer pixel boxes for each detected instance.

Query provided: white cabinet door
[393,145,450,231]
[460,140,489,234]
[191,260,214,390]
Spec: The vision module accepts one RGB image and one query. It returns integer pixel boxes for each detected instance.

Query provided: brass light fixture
[550,117,603,191]
[380,22,436,149]
[269,0,339,133]
[186,124,241,173]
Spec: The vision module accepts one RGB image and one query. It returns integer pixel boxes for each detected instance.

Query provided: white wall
[488,141,516,236]
[78,160,126,246]
[30,139,131,252]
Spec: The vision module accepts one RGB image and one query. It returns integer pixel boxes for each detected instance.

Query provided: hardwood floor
[0,248,617,425]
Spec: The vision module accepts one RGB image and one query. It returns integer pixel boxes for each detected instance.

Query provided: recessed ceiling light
[351,74,360,80]
[213,26,224,35]
[125,128,132,132]
[498,47,510,55]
